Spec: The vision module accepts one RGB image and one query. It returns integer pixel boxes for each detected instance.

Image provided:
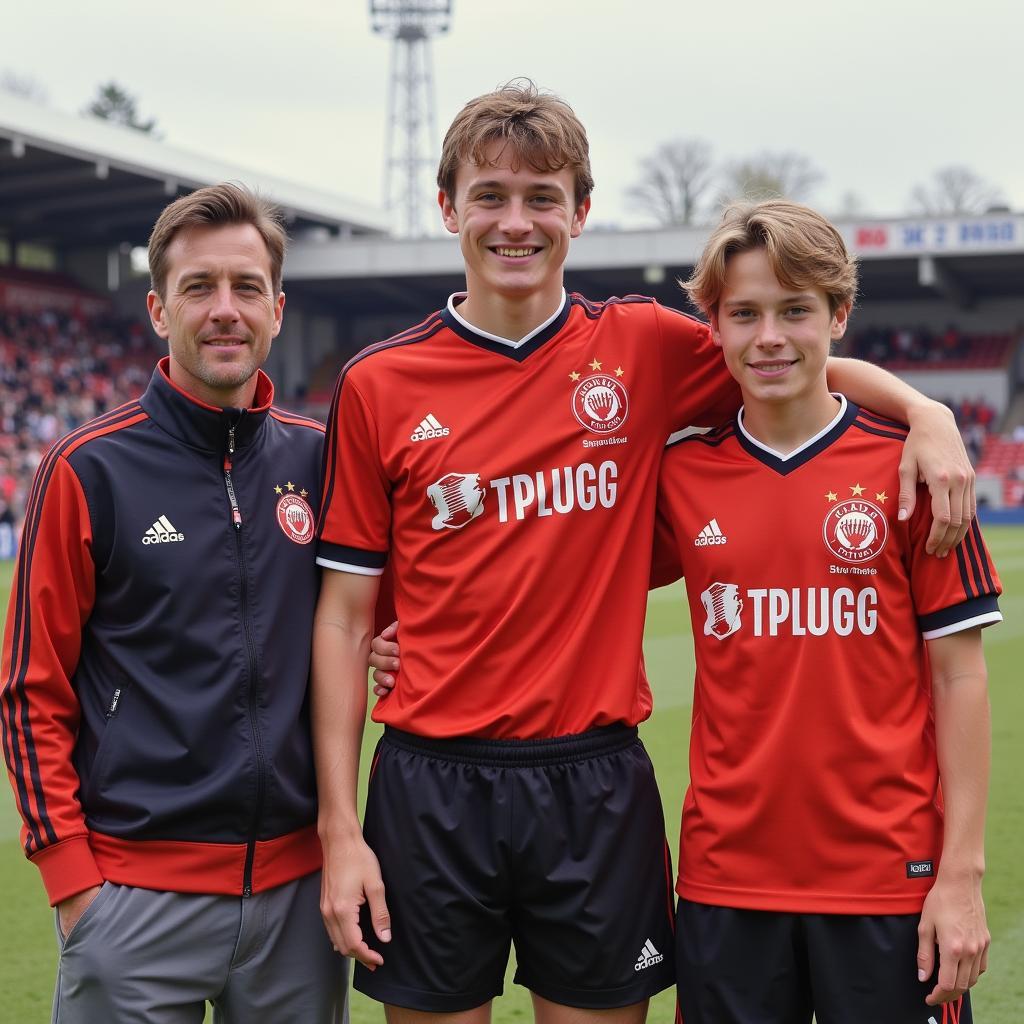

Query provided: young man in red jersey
[656,200,1000,1024]
[313,82,978,1024]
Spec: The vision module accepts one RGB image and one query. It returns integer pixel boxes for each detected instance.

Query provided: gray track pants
[53,872,348,1024]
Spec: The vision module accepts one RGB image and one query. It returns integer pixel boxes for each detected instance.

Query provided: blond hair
[684,200,857,315]
[148,183,287,299]
[438,79,594,207]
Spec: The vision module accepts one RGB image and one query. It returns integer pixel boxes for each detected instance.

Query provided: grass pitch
[0,528,1021,1022]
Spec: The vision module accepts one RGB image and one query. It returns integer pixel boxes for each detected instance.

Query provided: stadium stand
[0,275,163,550]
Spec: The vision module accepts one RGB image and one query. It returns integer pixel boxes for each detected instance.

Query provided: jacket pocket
[80,680,132,810]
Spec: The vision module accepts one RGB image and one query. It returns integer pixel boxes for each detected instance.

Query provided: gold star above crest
[615,366,625,377]
[274,485,283,495]
[826,490,838,502]
[300,488,309,498]
[286,481,296,492]
[850,483,865,496]
[589,357,602,371]
[569,370,581,381]
[876,491,888,503]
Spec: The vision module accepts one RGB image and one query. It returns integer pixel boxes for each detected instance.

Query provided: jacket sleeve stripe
[3,441,76,850]
[3,406,143,855]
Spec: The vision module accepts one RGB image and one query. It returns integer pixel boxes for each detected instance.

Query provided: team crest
[572,374,629,434]
[701,582,743,640]
[823,499,888,563]
[428,472,486,531]
[276,493,314,545]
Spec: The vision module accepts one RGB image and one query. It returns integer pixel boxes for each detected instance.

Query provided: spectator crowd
[0,304,161,544]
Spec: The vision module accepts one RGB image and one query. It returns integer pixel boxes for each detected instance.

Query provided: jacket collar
[139,357,275,453]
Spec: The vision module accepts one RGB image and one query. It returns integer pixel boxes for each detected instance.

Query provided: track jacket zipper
[224,418,266,897]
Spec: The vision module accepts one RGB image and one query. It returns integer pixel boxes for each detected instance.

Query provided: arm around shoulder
[825,356,974,555]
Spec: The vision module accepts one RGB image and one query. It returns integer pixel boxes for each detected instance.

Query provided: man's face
[710,248,849,409]
[147,223,284,408]
[440,142,589,306]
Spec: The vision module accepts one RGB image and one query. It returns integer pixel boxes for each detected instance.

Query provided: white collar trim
[447,290,567,349]
[737,394,848,461]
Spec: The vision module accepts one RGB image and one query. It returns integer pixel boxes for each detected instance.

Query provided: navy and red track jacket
[2,359,325,904]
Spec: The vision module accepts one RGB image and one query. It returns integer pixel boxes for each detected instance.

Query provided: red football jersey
[317,292,738,738]
[657,397,1002,914]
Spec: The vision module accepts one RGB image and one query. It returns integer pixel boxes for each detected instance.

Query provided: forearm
[825,356,941,422]
[931,635,990,879]
[310,573,378,841]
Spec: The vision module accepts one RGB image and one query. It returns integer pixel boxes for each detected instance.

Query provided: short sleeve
[316,371,392,575]
[906,487,1002,638]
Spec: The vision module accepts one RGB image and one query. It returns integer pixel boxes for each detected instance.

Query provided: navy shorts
[353,724,676,1012]
[676,900,973,1024]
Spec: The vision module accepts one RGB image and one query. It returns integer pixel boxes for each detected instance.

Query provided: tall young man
[658,201,1000,1023]
[313,82,975,1024]
[2,184,346,1023]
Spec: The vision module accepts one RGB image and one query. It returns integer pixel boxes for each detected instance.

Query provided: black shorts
[676,900,973,1024]
[353,724,676,1012]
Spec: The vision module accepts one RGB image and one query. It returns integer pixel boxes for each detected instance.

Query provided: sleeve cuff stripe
[922,611,1003,640]
[315,557,385,576]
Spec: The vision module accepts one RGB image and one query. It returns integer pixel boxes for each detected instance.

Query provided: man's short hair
[684,200,858,316]
[147,183,288,299]
[437,79,595,208]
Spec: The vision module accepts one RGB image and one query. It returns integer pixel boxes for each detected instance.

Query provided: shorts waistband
[381,724,639,767]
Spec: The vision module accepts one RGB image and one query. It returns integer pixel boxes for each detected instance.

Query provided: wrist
[317,813,364,845]
[936,854,985,884]
[906,396,952,425]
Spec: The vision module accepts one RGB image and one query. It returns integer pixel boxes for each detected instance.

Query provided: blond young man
[315,83,976,1024]
[656,201,1000,1024]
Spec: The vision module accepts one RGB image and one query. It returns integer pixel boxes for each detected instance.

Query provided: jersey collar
[440,290,571,362]
[735,395,858,475]
[139,356,274,453]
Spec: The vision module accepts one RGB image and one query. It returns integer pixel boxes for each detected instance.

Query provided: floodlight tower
[370,0,452,237]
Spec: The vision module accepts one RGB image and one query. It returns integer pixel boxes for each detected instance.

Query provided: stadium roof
[0,93,389,248]
[286,212,1024,315]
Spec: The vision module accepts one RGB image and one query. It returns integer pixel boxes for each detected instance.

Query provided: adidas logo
[411,413,451,442]
[694,517,727,547]
[634,938,664,972]
[142,515,185,545]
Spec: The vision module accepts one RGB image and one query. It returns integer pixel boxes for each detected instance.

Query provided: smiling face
[146,223,284,408]
[440,141,590,319]
[710,247,849,418]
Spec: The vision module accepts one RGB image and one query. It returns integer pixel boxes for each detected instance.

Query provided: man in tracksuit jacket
[1,184,346,1022]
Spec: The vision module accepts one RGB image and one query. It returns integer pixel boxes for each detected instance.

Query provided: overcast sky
[5,0,1021,231]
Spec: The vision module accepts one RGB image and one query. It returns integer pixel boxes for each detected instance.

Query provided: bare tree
[836,190,868,219]
[909,165,1005,216]
[84,81,160,135]
[718,151,823,205]
[627,138,715,226]
[0,69,48,104]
